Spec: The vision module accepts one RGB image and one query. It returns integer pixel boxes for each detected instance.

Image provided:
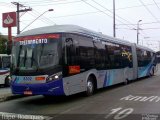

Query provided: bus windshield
[12,34,61,72]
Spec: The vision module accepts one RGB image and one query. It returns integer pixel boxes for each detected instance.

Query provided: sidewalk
[0,87,11,95]
[0,86,25,102]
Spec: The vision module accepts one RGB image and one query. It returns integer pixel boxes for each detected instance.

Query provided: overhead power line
[33,10,56,24]
[11,2,32,34]
[91,0,134,25]
[81,0,133,29]
[116,2,160,10]
[20,0,67,4]
[91,0,138,34]
[0,2,15,8]
[82,0,149,39]
[81,0,149,40]
[81,1,112,19]
[117,21,160,26]
[23,0,82,7]
[117,27,160,30]
[152,0,160,10]
[27,12,52,25]
[139,0,160,23]
[142,27,160,30]
[21,9,56,31]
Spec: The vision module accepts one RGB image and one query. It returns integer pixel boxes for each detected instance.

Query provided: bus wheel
[85,77,95,96]
[150,68,154,76]
[124,79,129,85]
[5,75,10,87]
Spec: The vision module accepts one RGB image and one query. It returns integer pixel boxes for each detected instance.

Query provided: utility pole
[159,41,160,51]
[113,0,116,37]
[11,2,32,34]
[17,3,20,34]
[137,20,142,44]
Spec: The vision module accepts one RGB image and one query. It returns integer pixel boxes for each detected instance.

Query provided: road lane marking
[105,107,134,119]
[120,95,160,102]
[0,112,53,120]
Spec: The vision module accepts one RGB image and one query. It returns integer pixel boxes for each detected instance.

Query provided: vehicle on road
[10,25,156,96]
[0,54,11,86]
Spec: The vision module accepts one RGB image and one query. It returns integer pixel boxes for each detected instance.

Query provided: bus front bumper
[11,79,65,96]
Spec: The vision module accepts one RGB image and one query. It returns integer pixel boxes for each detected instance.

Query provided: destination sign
[19,39,47,45]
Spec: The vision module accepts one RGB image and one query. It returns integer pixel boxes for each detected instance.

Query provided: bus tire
[85,76,95,96]
[5,76,10,87]
[124,79,129,85]
[149,68,154,76]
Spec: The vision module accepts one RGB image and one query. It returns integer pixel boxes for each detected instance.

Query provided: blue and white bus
[11,25,156,96]
[0,54,11,86]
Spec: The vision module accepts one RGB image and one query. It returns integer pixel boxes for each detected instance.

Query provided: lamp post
[21,9,54,32]
[113,0,116,37]
[137,20,142,44]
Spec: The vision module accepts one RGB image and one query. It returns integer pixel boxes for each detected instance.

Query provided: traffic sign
[2,12,17,28]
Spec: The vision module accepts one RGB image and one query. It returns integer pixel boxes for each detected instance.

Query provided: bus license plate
[24,91,32,95]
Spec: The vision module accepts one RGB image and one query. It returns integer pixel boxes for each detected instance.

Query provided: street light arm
[21,9,53,32]
[138,20,142,23]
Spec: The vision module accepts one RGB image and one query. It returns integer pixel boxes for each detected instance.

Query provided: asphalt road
[0,72,160,120]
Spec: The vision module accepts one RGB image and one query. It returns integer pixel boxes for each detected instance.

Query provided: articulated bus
[0,54,11,86]
[11,25,156,96]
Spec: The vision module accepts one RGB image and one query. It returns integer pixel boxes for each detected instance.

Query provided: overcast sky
[1,0,160,51]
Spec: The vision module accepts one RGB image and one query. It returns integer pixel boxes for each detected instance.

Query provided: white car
[0,54,11,86]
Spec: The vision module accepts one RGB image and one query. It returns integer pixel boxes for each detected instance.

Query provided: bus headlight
[46,72,62,82]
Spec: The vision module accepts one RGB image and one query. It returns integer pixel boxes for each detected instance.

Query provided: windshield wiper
[31,50,40,72]
[23,50,27,67]
[39,44,44,64]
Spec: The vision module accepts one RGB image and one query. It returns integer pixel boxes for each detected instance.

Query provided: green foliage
[0,34,7,54]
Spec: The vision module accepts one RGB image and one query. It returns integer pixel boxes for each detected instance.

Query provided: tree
[0,33,8,54]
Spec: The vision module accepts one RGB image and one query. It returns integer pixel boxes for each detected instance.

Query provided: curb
[0,94,26,102]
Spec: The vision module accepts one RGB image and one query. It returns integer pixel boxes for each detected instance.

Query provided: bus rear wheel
[85,77,95,96]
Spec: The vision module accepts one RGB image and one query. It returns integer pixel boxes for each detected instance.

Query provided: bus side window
[137,48,145,67]
[93,40,106,70]
[121,45,133,68]
[65,37,77,65]
[106,43,121,69]
[78,36,94,69]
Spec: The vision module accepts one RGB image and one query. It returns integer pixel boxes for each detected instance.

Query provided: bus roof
[15,25,155,52]
[136,44,155,53]
[16,24,132,46]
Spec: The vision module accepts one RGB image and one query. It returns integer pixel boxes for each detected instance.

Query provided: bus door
[64,36,79,76]
[131,43,138,79]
